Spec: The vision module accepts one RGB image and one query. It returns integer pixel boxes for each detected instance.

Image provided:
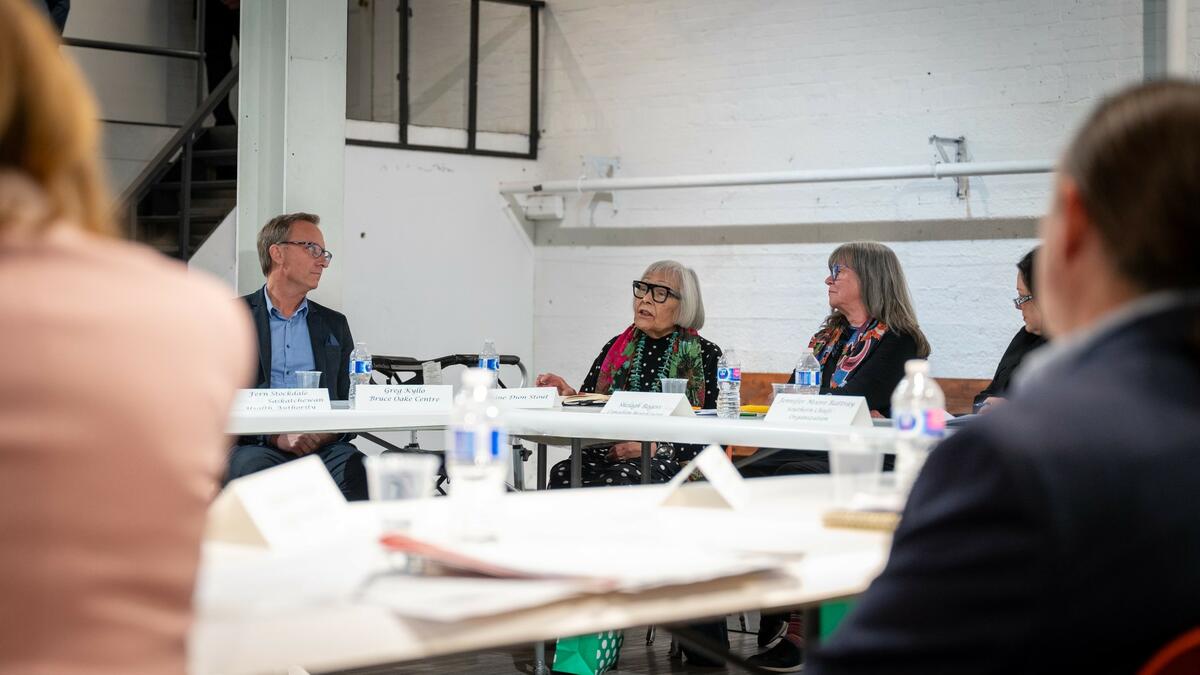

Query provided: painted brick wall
[531,0,1159,384]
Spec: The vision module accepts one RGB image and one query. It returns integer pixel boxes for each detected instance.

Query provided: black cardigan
[791,329,920,416]
[973,328,1047,411]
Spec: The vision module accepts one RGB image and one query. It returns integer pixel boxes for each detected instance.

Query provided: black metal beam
[398,0,410,145]
[393,0,541,159]
[482,0,546,7]
[527,2,540,159]
[195,0,207,108]
[345,138,535,160]
[62,37,202,61]
[467,0,480,151]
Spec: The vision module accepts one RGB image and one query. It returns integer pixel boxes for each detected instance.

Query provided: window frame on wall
[346,0,544,160]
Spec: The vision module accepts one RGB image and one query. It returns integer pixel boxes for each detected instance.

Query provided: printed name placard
[206,455,348,550]
[492,387,559,409]
[352,384,453,412]
[764,394,872,427]
[661,445,748,510]
[601,391,694,417]
[232,388,331,414]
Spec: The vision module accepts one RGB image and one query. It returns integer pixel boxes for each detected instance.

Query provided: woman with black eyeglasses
[534,260,723,488]
[973,246,1048,413]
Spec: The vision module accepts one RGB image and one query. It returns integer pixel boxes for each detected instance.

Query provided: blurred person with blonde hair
[0,1,253,672]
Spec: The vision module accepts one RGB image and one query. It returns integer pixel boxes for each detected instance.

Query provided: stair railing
[118,66,239,258]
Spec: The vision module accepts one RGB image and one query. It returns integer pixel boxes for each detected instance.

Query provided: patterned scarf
[808,318,890,389]
[594,325,707,406]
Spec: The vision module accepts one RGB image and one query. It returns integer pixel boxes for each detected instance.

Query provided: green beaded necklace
[627,329,679,392]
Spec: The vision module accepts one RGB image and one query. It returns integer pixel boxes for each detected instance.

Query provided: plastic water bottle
[348,341,372,407]
[446,368,509,541]
[716,348,742,419]
[794,350,822,395]
[478,339,500,386]
[891,359,946,490]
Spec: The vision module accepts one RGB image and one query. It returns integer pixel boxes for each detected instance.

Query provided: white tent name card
[601,391,694,417]
[764,394,872,427]
[206,455,348,550]
[232,388,331,414]
[352,385,453,412]
[661,445,748,510]
[491,387,558,409]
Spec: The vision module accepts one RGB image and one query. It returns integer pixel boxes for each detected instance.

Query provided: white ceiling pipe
[499,159,1055,195]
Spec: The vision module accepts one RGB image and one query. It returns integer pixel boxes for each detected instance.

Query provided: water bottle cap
[904,359,930,374]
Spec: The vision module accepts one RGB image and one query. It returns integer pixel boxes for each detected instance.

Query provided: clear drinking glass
[295,370,322,389]
[365,453,439,533]
[827,433,887,506]
[660,377,688,395]
[770,382,804,403]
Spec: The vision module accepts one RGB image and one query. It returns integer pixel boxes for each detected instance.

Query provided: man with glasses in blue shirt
[225,212,367,500]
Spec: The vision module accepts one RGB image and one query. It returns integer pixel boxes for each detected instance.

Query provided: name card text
[492,387,559,409]
[764,394,872,427]
[233,388,332,414]
[601,391,694,417]
[353,384,453,412]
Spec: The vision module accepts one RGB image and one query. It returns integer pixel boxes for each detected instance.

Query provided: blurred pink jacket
[0,175,254,674]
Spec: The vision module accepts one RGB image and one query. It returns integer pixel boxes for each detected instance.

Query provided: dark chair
[365,354,531,493]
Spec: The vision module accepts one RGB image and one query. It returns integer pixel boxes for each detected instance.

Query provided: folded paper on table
[232,388,331,414]
[351,384,453,412]
[765,394,872,427]
[362,576,591,622]
[601,391,694,417]
[660,445,748,510]
[492,387,559,409]
[381,528,778,591]
[206,455,348,550]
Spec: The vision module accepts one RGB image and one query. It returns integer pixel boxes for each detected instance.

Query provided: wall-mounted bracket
[929,135,969,199]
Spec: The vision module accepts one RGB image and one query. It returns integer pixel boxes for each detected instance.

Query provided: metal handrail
[373,354,529,389]
[62,37,202,60]
[119,65,239,208]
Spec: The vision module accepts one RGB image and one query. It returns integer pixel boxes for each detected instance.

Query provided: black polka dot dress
[549,330,722,488]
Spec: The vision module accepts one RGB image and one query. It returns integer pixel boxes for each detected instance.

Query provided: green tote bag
[552,630,624,675]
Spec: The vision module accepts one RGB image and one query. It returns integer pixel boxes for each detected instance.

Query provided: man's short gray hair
[641,260,706,330]
[257,212,320,275]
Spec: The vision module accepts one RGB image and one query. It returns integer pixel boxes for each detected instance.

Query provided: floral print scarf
[594,325,707,406]
[808,318,890,389]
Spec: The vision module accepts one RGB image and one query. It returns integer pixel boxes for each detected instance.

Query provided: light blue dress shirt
[264,291,316,389]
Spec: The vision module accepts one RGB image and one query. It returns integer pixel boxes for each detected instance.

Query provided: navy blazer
[241,287,355,401]
[809,301,1200,674]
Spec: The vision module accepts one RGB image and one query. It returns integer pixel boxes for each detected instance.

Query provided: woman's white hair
[641,260,705,330]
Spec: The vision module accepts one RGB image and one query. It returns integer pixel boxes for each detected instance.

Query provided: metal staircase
[120,67,239,260]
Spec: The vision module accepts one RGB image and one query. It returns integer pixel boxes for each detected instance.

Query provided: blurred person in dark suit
[809,80,1200,675]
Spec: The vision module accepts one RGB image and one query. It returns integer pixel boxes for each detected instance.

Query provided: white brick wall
[531,0,1155,384]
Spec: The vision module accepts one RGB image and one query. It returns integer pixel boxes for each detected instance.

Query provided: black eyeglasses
[830,263,851,281]
[1013,294,1034,308]
[632,280,680,303]
[279,241,333,264]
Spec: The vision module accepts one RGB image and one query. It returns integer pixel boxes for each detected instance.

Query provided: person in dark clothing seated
[535,259,721,487]
[225,213,368,501]
[808,80,1200,675]
[974,246,1048,413]
[744,241,931,477]
[535,260,729,667]
[747,241,931,672]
